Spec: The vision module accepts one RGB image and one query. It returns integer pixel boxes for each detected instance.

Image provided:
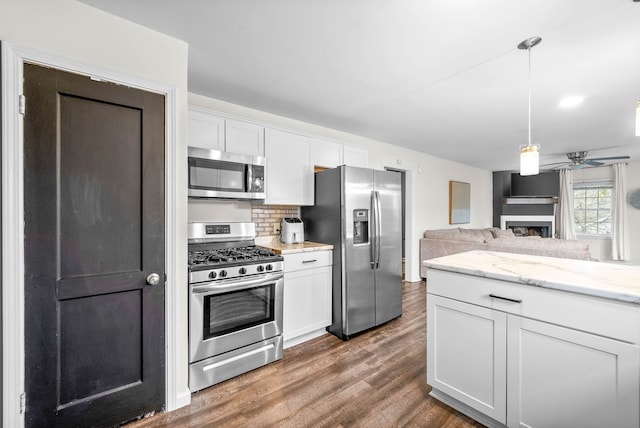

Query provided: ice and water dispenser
[353,209,369,245]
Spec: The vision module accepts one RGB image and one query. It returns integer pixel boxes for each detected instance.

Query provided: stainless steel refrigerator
[301,165,402,340]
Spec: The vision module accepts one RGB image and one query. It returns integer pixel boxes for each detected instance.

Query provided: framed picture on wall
[449,181,470,224]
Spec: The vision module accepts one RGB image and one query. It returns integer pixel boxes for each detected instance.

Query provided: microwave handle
[246,164,252,192]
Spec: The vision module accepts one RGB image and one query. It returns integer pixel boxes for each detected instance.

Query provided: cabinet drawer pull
[489,294,522,303]
[302,259,317,264]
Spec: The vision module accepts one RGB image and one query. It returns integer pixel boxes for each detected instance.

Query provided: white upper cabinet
[225,119,265,157]
[310,138,342,169]
[310,139,369,170]
[264,128,313,205]
[188,107,225,151]
[343,145,368,168]
[188,107,265,157]
[189,106,369,202]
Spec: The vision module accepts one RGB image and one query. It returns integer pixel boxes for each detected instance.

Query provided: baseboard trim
[172,388,192,411]
[284,329,328,349]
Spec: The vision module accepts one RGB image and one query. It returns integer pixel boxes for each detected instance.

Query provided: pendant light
[518,36,542,176]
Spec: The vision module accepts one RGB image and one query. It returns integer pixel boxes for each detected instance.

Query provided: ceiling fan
[542,151,630,170]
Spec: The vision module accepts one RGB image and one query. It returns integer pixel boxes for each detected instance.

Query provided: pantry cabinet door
[427,295,507,423]
[507,316,640,428]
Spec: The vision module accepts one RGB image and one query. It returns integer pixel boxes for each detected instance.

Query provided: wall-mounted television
[510,171,559,197]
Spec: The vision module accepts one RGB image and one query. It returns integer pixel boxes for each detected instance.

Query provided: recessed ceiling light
[559,96,584,108]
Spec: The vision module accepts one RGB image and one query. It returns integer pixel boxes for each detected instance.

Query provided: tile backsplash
[251,204,300,237]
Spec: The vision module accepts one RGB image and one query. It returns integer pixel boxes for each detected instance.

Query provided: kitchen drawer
[427,269,640,344]
[284,250,332,273]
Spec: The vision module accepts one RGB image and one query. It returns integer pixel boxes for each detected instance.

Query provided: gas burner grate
[188,246,279,267]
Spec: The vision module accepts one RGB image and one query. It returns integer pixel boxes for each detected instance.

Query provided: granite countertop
[423,250,640,304]
[255,236,333,255]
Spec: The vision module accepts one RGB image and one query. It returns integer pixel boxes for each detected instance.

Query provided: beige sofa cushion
[485,236,591,260]
[423,228,488,243]
[420,239,484,261]
[491,228,515,238]
[458,228,488,243]
[423,228,460,239]
[479,228,497,240]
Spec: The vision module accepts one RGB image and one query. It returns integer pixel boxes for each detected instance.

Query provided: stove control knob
[265,264,273,271]
[208,271,217,279]
[219,270,228,278]
[239,267,247,275]
[257,265,265,272]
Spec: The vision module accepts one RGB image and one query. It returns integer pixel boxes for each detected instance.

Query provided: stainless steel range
[188,222,284,392]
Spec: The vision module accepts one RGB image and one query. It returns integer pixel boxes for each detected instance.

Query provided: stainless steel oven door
[189,271,283,363]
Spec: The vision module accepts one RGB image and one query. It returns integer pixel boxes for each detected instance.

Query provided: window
[573,180,613,236]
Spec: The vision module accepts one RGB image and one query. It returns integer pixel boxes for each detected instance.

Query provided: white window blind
[572,179,613,236]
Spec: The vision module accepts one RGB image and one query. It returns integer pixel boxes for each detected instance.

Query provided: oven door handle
[191,272,284,295]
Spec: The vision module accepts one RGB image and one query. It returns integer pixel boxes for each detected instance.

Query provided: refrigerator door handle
[373,190,382,269]
[370,190,377,268]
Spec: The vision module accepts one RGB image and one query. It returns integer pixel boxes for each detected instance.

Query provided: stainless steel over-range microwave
[188,147,266,200]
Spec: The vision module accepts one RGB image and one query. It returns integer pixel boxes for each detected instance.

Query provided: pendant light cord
[527,46,532,147]
[518,36,541,148]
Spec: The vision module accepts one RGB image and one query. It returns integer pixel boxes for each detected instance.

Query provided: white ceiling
[80,0,640,171]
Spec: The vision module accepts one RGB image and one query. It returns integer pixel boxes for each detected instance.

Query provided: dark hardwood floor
[127,281,484,428]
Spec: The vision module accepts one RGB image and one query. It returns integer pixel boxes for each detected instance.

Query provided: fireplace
[500,215,555,238]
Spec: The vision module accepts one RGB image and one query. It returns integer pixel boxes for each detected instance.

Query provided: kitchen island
[424,250,640,428]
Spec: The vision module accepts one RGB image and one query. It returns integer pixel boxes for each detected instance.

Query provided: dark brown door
[23,63,165,428]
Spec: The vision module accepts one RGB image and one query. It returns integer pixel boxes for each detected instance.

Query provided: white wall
[572,162,640,265]
[188,93,494,281]
[1,0,191,420]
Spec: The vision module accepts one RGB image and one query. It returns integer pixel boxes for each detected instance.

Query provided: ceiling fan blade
[540,161,568,167]
[584,160,604,167]
[570,164,585,170]
[588,156,630,161]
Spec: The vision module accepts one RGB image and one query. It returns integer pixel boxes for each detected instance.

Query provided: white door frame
[382,163,418,282]
[1,42,186,428]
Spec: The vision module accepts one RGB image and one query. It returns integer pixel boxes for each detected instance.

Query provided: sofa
[420,227,591,278]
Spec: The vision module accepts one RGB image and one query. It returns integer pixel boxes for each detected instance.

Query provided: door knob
[146,273,161,286]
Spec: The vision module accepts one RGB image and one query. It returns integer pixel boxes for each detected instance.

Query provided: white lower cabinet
[427,271,640,428]
[283,250,332,348]
[428,296,507,424]
[507,316,639,428]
